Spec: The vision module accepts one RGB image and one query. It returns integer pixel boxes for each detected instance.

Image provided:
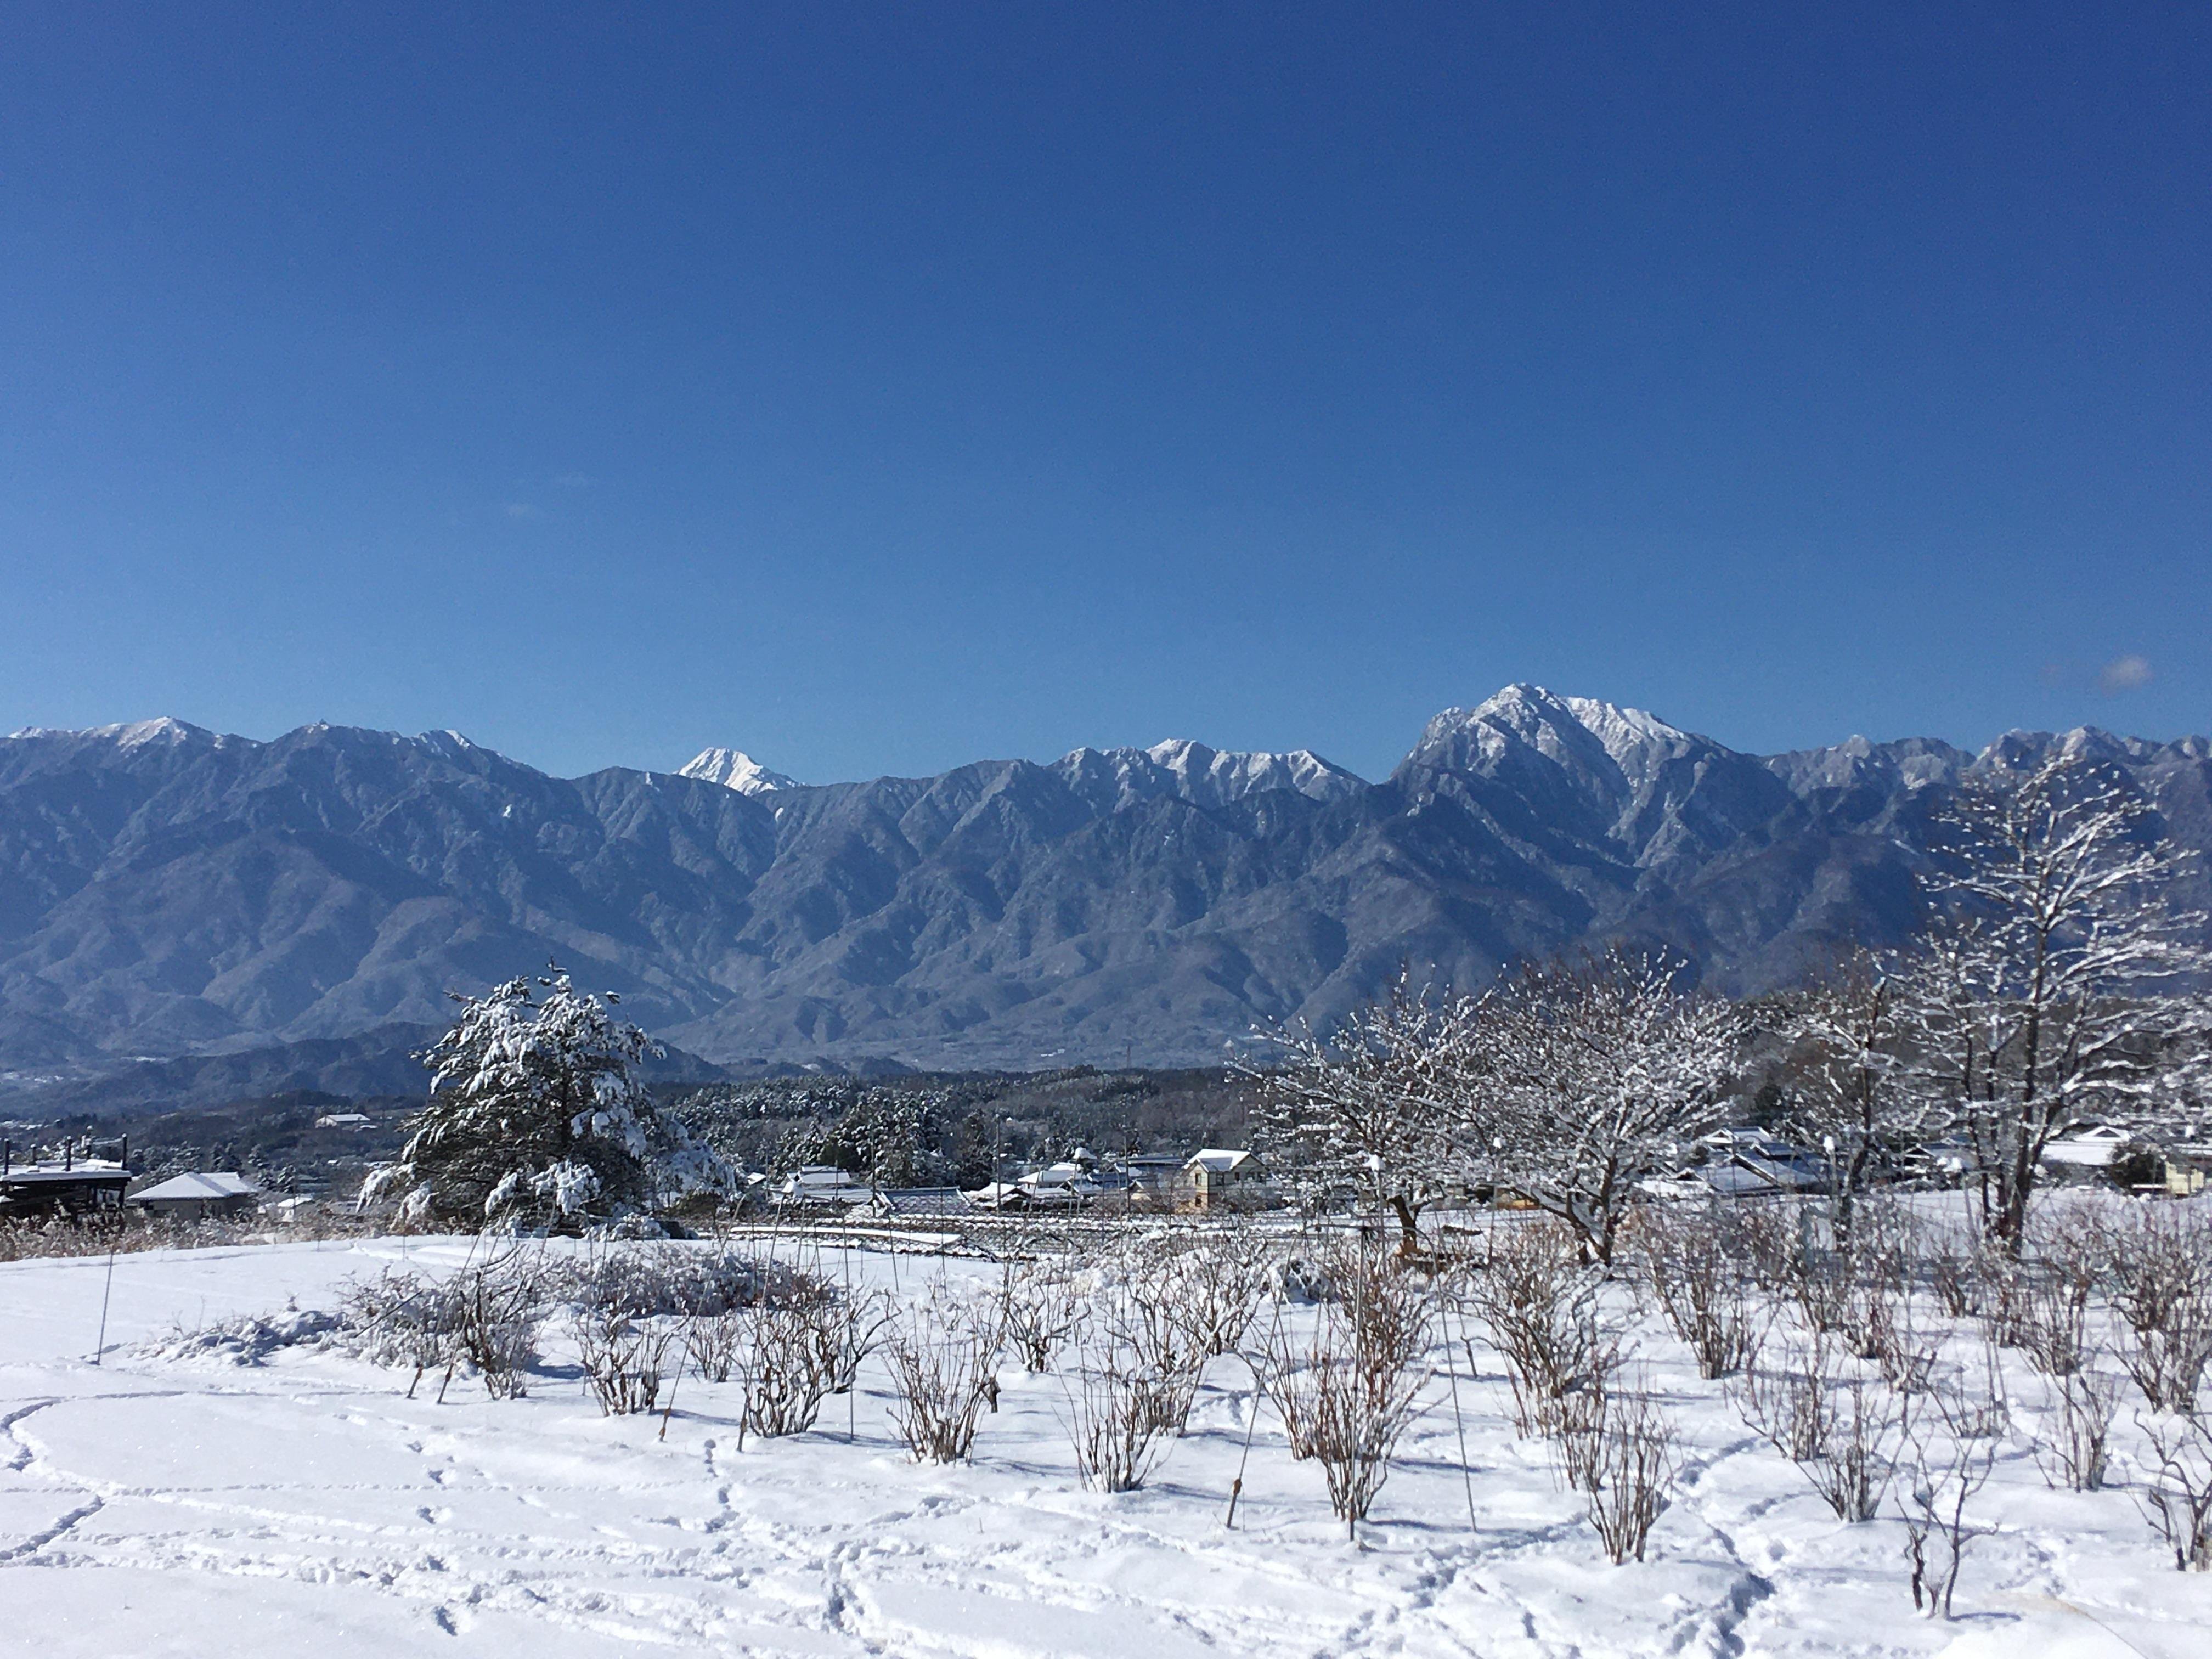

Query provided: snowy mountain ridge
[1052,737,1367,811]
[3,687,2208,1077]
[678,747,802,794]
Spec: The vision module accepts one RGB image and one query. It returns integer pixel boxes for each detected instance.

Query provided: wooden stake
[91,1227,121,1366]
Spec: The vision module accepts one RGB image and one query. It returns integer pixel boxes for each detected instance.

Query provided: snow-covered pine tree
[364,968,733,1233]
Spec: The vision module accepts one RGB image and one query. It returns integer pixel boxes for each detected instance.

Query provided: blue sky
[3,3,2205,783]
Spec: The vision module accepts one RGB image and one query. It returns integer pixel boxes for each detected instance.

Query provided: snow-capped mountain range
[3,686,2207,1088]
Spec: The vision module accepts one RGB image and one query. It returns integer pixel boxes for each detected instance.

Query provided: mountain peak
[1414,686,1707,786]
[679,747,802,794]
[8,715,218,748]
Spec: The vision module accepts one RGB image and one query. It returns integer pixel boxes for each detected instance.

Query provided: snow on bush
[140,1306,340,1366]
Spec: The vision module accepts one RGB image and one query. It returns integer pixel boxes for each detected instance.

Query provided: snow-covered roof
[133,1172,259,1203]
[873,1187,972,1216]
[1,1164,132,1188]
[1186,1148,1254,1175]
[1021,1162,1094,1188]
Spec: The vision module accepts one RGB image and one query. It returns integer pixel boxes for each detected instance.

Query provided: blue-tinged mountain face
[2,691,2207,1079]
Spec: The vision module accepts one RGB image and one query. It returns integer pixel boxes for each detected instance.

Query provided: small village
[3,1112,2200,1250]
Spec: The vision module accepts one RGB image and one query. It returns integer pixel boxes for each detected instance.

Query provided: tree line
[1253,751,2211,1261]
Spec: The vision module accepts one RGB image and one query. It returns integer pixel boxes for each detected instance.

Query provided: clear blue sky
[3,3,2205,783]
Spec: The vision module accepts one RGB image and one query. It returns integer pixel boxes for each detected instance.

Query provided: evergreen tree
[365,968,731,1232]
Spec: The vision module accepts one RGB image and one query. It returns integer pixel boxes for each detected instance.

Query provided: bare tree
[1775,951,1937,1248]
[1478,951,1741,1266]
[1903,754,2210,1251]
[1251,973,1478,1254]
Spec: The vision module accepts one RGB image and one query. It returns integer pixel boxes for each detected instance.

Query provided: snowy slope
[678,747,803,793]
[0,1218,2204,1657]
[1052,737,1368,811]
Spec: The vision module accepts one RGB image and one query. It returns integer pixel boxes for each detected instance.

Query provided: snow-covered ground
[0,1226,2206,1657]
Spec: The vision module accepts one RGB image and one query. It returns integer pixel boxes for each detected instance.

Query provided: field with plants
[0,1198,2208,1657]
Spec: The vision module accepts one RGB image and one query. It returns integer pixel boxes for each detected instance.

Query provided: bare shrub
[683,1309,746,1383]
[1871,1292,1940,1395]
[339,1249,549,1398]
[1723,1200,1810,1296]
[1634,1205,1764,1380]
[562,1243,816,1319]
[2010,1211,2102,1377]
[2102,1205,2212,1336]
[1060,1344,1180,1493]
[1580,1390,1678,1564]
[1968,1239,2032,1350]
[2137,1410,2212,1572]
[1282,1274,1434,1538]
[1734,1331,1835,1464]
[1258,1314,1328,1461]
[1921,1224,1977,1320]
[1466,1218,1624,1437]
[1000,1260,1088,1373]
[1836,1200,1914,1364]
[2016,1271,2092,1377]
[737,1290,885,1441]
[2119,1295,2212,1414]
[1098,1273,1207,1436]
[885,1290,1002,1463]
[450,1268,543,1398]
[1165,1228,1277,1359]
[336,1268,461,1382]
[1735,1332,1904,1521]
[1898,1352,2006,1619]
[1549,1357,1616,1494]
[572,1306,675,1415]
[1814,1379,1907,1522]
[2033,1368,2120,1492]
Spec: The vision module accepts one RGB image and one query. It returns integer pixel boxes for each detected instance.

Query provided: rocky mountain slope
[3,691,2205,1079]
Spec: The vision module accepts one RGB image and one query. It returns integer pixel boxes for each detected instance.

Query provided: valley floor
[0,1226,2205,1657]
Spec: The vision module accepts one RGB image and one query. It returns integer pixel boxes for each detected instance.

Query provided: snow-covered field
[0,1226,2207,1657]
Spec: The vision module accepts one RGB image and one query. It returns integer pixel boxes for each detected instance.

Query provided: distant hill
[3,692,2206,1085]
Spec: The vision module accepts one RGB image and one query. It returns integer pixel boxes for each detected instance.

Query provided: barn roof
[132,1172,259,1203]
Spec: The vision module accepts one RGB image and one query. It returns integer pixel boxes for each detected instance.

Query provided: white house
[131,1171,260,1221]
[2040,1124,2135,1175]
[771,1166,874,1211]
[314,1113,375,1131]
[1018,1162,1100,1206]
[1183,1148,1274,1210]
